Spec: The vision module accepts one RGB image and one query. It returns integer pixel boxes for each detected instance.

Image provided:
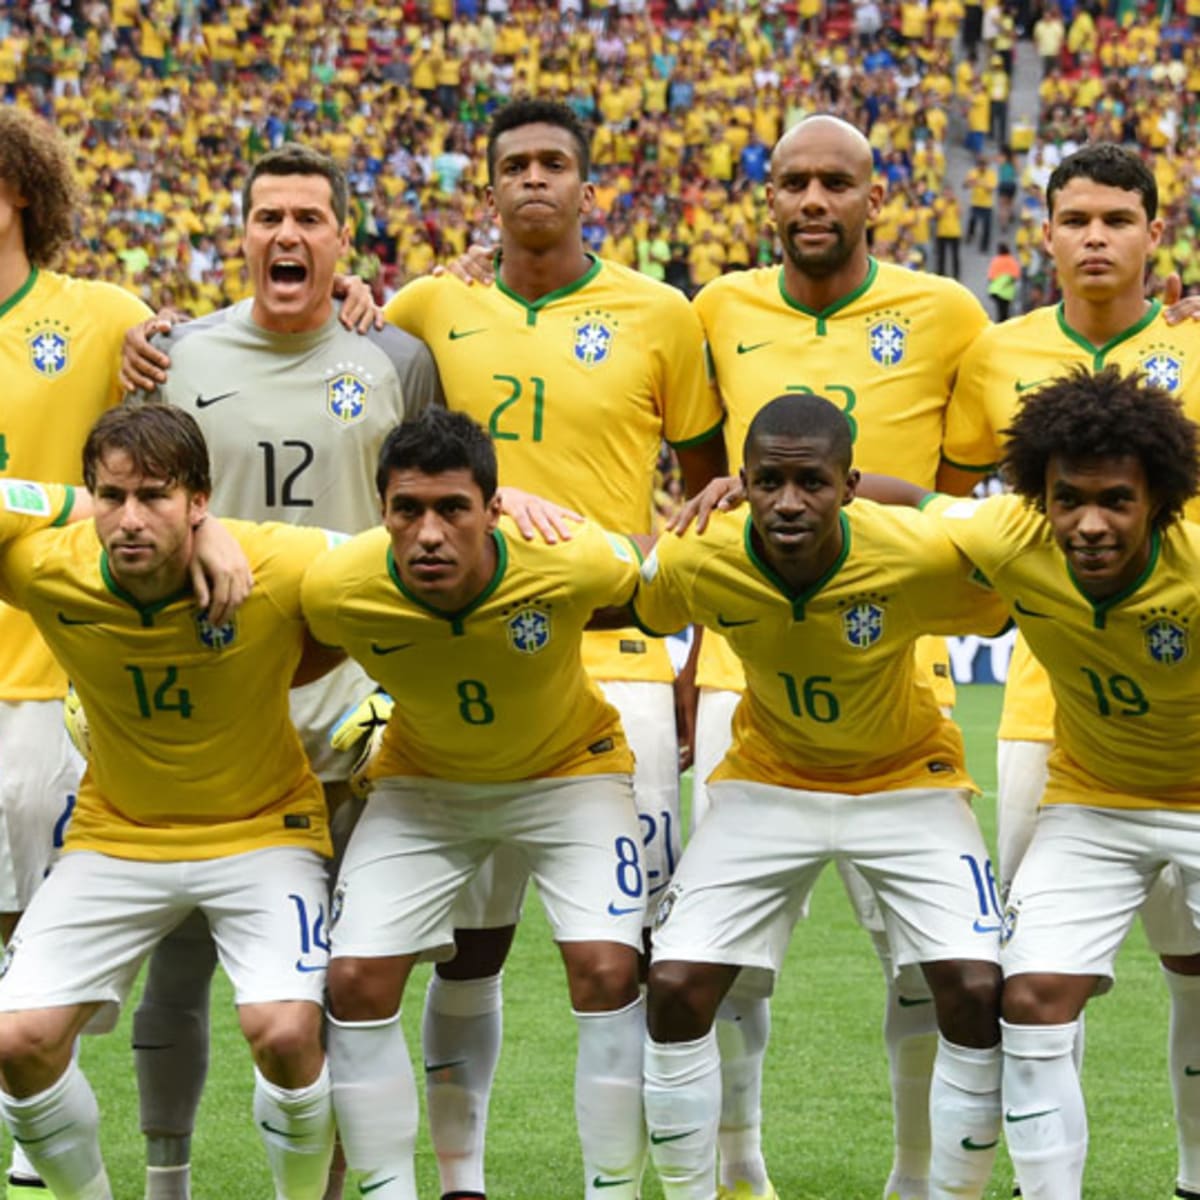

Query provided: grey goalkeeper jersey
[139,299,444,533]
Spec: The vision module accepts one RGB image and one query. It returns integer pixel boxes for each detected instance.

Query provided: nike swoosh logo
[360,1178,398,1195]
[57,612,98,626]
[12,1125,72,1145]
[424,1058,466,1074]
[448,327,486,340]
[650,1129,698,1145]
[607,901,642,916]
[593,1178,636,1189]
[736,340,771,355]
[195,390,239,409]
[972,919,1001,934]
[371,642,414,655]
[131,1042,174,1050]
[1013,379,1051,394]
[294,960,326,973]
[897,995,933,1008]
[961,1136,999,1151]
[1013,599,1051,619]
[260,1120,303,1139]
[1005,1107,1059,1123]
[717,615,758,628]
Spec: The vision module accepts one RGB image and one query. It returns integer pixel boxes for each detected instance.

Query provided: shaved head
[771,116,873,181]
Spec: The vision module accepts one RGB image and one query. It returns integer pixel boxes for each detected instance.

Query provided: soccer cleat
[718,1182,779,1200]
[6,1174,49,1199]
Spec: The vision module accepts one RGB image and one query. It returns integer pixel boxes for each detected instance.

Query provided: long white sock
[928,1037,1001,1200]
[1163,968,1200,1192]
[327,1011,418,1200]
[643,1030,721,1200]
[421,972,502,1196]
[879,940,937,1197]
[253,1063,336,1200]
[0,1061,111,1199]
[576,997,647,1198]
[714,993,770,1192]
[1001,1019,1086,1200]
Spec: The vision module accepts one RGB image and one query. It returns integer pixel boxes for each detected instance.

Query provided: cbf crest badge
[1141,606,1189,666]
[26,318,70,377]
[324,363,371,425]
[573,309,617,368]
[1141,343,1183,393]
[865,309,910,368]
[195,611,237,650]
[507,606,551,654]
[841,592,887,648]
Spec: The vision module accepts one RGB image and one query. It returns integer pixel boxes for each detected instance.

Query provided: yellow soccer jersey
[943,300,1200,740]
[0,480,74,542]
[0,520,333,862]
[633,503,1008,794]
[0,269,152,699]
[692,257,989,692]
[937,493,1200,810]
[302,518,639,782]
[383,257,723,684]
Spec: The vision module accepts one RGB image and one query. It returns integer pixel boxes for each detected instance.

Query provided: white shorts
[330,774,644,961]
[450,680,679,929]
[1002,804,1200,983]
[652,782,1000,997]
[0,700,84,911]
[0,847,330,1032]
[291,658,374,783]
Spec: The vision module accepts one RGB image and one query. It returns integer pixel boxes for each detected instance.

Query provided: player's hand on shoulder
[333,273,385,332]
[668,475,745,536]
[190,516,254,625]
[432,243,495,286]
[1162,273,1200,325]
[498,487,584,544]
[120,308,186,392]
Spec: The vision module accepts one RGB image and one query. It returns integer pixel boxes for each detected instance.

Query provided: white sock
[0,1060,111,1199]
[1001,1019,1086,1200]
[880,945,937,1193]
[145,1164,191,1200]
[643,1030,721,1199]
[575,997,646,1198]
[421,972,502,1196]
[9,1136,41,1181]
[928,1037,1001,1200]
[1163,968,1200,1192]
[327,1011,418,1200]
[253,1063,335,1200]
[714,992,770,1192]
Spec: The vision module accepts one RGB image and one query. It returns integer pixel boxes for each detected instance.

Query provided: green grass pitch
[47,685,1175,1198]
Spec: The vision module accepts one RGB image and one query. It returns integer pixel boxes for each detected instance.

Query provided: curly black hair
[0,107,78,268]
[1002,365,1199,529]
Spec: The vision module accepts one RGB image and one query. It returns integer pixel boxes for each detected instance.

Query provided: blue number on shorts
[639,810,678,895]
[51,793,76,850]
[960,854,1002,934]
[614,835,644,899]
[288,893,330,973]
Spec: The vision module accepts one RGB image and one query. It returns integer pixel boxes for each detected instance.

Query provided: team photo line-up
[5,91,1200,1200]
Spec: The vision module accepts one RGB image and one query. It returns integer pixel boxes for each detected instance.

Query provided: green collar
[1066,528,1160,630]
[495,253,602,327]
[777,257,878,336]
[1055,299,1161,370]
[0,266,38,320]
[743,511,851,620]
[387,530,507,636]
[100,552,192,627]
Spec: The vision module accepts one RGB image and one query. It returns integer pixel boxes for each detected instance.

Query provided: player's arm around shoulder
[299,525,386,651]
[381,272,450,340]
[629,515,730,637]
[922,490,1038,590]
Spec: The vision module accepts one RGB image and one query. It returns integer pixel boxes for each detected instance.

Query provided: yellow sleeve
[654,290,725,449]
[631,534,693,636]
[942,329,1003,471]
[931,492,1035,579]
[255,523,347,621]
[569,521,643,609]
[0,481,75,539]
[383,275,440,341]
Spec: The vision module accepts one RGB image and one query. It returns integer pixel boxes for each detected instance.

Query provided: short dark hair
[744,393,854,472]
[241,143,349,226]
[1002,365,1198,529]
[1046,142,1157,220]
[485,98,591,184]
[376,408,497,502]
[0,107,78,268]
[83,405,212,495]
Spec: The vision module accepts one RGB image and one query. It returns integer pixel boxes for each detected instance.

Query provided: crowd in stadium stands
[1,0,1199,315]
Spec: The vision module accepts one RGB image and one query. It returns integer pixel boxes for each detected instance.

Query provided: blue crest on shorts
[843,601,885,648]
[195,612,237,650]
[1000,904,1018,948]
[654,884,680,930]
[1144,616,1188,665]
[329,883,345,932]
[508,606,551,654]
[868,319,906,367]
[1142,351,1182,393]
[28,327,69,376]
[573,316,614,367]
[326,371,368,424]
